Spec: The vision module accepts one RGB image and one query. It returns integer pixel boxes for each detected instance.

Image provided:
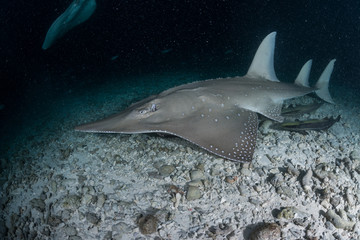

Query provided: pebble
[276,185,295,199]
[97,194,106,208]
[81,194,92,205]
[329,139,339,149]
[64,226,77,236]
[302,169,313,192]
[137,214,158,235]
[78,175,87,184]
[103,231,112,240]
[196,163,205,171]
[112,233,124,240]
[320,199,332,209]
[112,222,132,233]
[256,155,272,166]
[277,206,308,219]
[225,176,238,184]
[43,186,49,193]
[249,222,281,240]
[61,210,72,221]
[207,223,234,239]
[287,163,300,176]
[190,170,205,180]
[78,211,85,221]
[41,227,51,236]
[87,186,96,195]
[186,147,193,154]
[158,165,175,176]
[62,195,81,210]
[345,188,355,206]
[293,217,309,227]
[259,120,273,135]
[240,168,252,176]
[211,164,223,176]
[30,207,44,222]
[186,186,201,201]
[277,207,295,219]
[48,215,62,227]
[249,197,261,206]
[269,173,284,187]
[0,219,5,237]
[354,222,360,236]
[85,212,100,225]
[324,209,355,230]
[68,236,82,240]
[253,184,262,193]
[330,196,341,208]
[314,163,337,180]
[188,180,203,187]
[350,150,360,160]
[325,220,336,230]
[40,191,47,201]
[30,198,46,212]
[49,180,57,193]
[238,185,250,196]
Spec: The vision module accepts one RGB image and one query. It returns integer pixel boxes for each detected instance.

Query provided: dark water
[1,0,360,157]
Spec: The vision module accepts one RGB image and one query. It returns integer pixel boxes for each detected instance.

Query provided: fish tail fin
[315,59,336,104]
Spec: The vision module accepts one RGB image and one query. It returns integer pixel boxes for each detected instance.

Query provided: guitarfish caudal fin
[295,59,336,104]
[315,59,336,104]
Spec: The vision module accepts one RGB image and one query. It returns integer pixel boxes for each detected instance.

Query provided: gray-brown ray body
[76,32,336,162]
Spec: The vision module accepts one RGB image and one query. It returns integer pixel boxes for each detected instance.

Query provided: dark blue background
[1,0,359,147]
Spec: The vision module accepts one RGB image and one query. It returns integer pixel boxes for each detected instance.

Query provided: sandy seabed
[1,73,360,239]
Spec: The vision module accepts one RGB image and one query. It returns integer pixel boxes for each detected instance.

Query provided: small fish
[111,55,119,61]
[224,49,233,55]
[281,102,324,117]
[270,115,341,134]
[42,0,97,50]
[161,48,173,54]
